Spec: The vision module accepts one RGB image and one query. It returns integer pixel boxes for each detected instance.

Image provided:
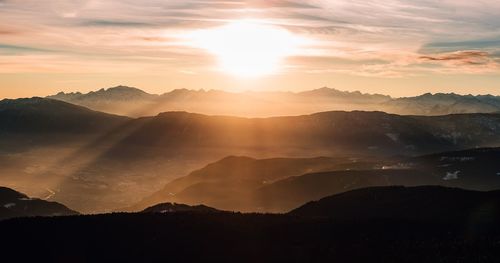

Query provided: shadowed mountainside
[290,185,500,221]
[4,97,500,157]
[0,97,129,134]
[129,148,500,213]
[126,155,390,212]
[106,110,500,158]
[0,186,78,220]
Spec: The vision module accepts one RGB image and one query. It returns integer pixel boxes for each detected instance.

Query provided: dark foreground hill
[2,186,500,262]
[0,187,78,220]
[141,202,221,214]
[290,186,500,221]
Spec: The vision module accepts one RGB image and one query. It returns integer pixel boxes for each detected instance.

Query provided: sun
[188,20,305,77]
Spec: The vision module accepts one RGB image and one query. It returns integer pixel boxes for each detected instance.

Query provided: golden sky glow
[186,20,309,77]
[0,0,500,98]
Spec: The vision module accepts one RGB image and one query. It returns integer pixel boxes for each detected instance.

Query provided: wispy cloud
[420,51,491,64]
[78,20,156,28]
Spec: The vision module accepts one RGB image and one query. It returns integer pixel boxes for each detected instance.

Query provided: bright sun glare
[188,20,306,77]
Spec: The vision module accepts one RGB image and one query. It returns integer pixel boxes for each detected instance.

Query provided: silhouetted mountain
[2,206,500,262]
[142,202,221,213]
[254,170,439,212]
[0,97,129,134]
[0,186,78,220]
[47,86,500,117]
[110,111,500,158]
[6,102,500,156]
[290,186,500,221]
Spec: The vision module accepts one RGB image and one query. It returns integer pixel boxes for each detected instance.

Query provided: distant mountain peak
[299,87,392,102]
[88,85,151,96]
[48,85,155,103]
[103,85,148,93]
[301,87,344,95]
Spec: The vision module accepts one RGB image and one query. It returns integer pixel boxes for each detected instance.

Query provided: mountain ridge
[0,186,79,220]
[0,97,130,134]
[127,147,500,213]
[46,86,500,117]
[289,185,500,222]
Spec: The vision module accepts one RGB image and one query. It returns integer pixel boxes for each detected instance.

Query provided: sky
[1,0,500,98]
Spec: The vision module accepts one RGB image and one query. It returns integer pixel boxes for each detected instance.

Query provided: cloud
[78,20,155,28]
[421,39,500,53]
[1,0,500,79]
[0,44,54,55]
[420,51,492,64]
[0,29,19,35]
[416,50,500,74]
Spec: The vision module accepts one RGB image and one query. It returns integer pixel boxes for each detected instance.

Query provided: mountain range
[2,91,500,261]
[47,86,500,117]
[1,96,500,212]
